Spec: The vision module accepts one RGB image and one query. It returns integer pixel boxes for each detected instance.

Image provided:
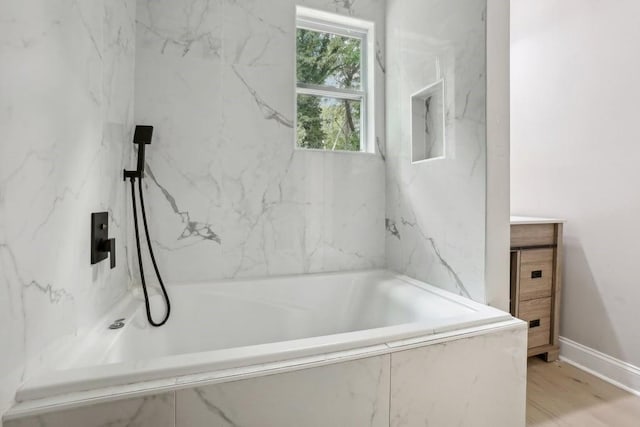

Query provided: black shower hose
[129,177,171,327]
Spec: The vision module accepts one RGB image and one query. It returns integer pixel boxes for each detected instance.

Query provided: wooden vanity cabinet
[510,221,563,362]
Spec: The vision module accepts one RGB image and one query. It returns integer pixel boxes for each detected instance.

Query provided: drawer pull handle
[531,270,543,279]
[529,319,541,328]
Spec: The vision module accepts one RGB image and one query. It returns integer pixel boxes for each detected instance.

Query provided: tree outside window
[296,27,365,152]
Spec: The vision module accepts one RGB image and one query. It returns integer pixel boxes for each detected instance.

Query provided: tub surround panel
[389,325,527,426]
[13,270,511,404]
[134,0,386,284]
[4,320,525,426]
[4,393,175,427]
[0,0,136,416]
[385,0,487,302]
[176,355,390,427]
[7,343,389,421]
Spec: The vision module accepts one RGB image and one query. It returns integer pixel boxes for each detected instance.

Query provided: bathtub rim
[11,270,512,409]
[4,319,526,422]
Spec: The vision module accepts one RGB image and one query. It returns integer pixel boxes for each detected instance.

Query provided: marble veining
[4,393,175,427]
[389,325,526,426]
[137,0,222,58]
[0,244,74,305]
[192,388,238,426]
[385,218,400,240]
[145,165,222,244]
[400,216,471,299]
[231,65,293,128]
[376,136,387,162]
[175,354,391,427]
[375,40,386,74]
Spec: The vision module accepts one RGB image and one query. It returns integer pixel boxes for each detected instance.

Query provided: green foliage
[297,95,326,149]
[296,28,362,151]
[320,99,361,151]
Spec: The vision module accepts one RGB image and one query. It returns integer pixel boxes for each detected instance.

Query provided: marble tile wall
[134,0,387,283]
[390,325,527,426]
[0,0,136,416]
[385,0,488,302]
[4,394,174,427]
[176,355,391,426]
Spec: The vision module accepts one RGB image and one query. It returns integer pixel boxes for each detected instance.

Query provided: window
[295,7,375,153]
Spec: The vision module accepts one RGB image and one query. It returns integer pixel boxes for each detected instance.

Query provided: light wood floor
[527,357,640,426]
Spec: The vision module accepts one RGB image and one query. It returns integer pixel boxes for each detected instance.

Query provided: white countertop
[510,216,566,225]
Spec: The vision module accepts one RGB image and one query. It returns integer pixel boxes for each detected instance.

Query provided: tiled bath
[5,320,526,427]
[0,0,518,425]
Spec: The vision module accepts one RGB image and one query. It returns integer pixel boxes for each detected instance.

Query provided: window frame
[295,7,376,153]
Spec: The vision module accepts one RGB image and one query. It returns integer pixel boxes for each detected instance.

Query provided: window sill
[293,146,379,156]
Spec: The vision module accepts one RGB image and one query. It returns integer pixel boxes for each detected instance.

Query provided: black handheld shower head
[123,124,172,327]
[133,125,153,145]
[124,125,153,180]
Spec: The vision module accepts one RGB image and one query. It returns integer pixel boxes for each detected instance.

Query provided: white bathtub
[16,269,511,404]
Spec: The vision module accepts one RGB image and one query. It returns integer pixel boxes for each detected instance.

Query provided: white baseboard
[559,337,640,396]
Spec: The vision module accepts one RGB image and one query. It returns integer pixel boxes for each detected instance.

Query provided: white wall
[511,0,640,367]
[0,0,135,416]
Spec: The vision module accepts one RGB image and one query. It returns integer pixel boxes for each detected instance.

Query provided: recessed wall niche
[411,80,445,163]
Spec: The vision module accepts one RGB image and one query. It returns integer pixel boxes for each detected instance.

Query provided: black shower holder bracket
[123,125,153,180]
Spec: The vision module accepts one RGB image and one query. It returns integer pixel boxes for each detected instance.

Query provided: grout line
[173,390,177,427]
[388,353,392,427]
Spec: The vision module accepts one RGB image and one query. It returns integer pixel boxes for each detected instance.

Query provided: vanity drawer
[519,248,554,301]
[511,224,555,247]
[519,297,552,349]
